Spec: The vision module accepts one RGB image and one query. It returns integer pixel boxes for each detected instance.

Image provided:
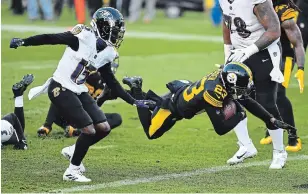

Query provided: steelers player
[126,63,292,169]
[260,0,305,152]
[297,0,308,51]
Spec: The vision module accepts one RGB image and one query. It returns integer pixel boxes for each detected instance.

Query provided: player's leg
[37,103,57,136]
[105,113,123,130]
[277,83,301,152]
[3,74,34,149]
[48,80,94,182]
[243,48,287,169]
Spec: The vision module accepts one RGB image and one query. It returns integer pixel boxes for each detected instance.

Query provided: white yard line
[1,24,222,42]
[54,155,308,193]
[90,145,116,150]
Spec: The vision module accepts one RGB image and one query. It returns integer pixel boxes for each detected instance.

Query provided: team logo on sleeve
[227,73,237,84]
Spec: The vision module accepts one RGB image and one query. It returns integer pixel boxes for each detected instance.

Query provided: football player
[260,0,305,152]
[220,0,288,169]
[10,7,150,182]
[37,63,122,137]
[125,63,291,169]
[1,74,34,150]
[297,0,308,51]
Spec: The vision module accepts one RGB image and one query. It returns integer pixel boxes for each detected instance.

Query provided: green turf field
[1,3,308,193]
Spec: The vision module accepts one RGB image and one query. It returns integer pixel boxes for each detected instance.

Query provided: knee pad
[81,124,96,135]
[95,122,111,133]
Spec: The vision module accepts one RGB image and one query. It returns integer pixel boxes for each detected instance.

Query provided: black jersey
[274,2,298,58]
[174,70,228,119]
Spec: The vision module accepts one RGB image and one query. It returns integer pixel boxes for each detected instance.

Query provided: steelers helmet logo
[227,72,237,84]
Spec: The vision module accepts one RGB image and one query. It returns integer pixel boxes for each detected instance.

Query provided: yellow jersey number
[183,77,207,102]
[214,85,227,99]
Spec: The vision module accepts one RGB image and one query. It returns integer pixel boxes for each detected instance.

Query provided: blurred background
[4,0,222,26]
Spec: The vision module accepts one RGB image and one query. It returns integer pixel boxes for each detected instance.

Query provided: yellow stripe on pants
[282,57,293,88]
[149,109,171,137]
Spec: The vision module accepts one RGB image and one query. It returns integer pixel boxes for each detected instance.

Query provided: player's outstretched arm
[98,63,149,108]
[222,16,233,63]
[10,32,79,51]
[254,0,281,50]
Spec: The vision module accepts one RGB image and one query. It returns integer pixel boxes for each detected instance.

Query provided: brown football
[223,100,237,120]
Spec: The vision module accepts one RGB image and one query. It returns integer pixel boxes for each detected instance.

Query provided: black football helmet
[220,62,254,99]
[91,7,125,48]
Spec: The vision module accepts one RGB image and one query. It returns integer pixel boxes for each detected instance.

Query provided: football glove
[10,38,24,49]
[133,100,155,109]
[227,44,259,63]
[271,118,296,131]
[295,68,304,93]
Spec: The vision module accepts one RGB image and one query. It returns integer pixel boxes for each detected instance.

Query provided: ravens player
[1,74,34,150]
[260,0,305,152]
[126,63,291,169]
[10,7,150,182]
[37,63,122,137]
[220,0,290,169]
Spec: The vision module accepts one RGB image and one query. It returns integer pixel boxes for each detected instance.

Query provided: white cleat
[269,150,288,169]
[227,141,258,165]
[63,167,91,182]
[61,145,86,173]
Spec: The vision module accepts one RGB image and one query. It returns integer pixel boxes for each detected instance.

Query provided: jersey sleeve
[203,90,224,108]
[274,4,297,23]
[252,0,266,5]
[94,46,117,69]
[71,24,93,42]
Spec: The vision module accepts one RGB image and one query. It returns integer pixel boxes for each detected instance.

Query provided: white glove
[224,44,233,63]
[227,44,259,63]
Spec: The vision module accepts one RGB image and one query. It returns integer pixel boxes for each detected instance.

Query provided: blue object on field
[211,0,222,26]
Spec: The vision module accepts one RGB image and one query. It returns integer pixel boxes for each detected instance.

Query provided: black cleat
[122,76,143,89]
[12,74,34,97]
[13,140,28,150]
[37,126,51,137]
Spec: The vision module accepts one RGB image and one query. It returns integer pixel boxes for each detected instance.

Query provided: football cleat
[122,76,143,89]
[286,138,302,152]
[12,74,35,98]
[260,136,272,145]
[227,141,258,165]
[64,126,80,137]
[269,150,288,169]
[61,145,86,173]
[13,140,28,150]
[63,167,91,182]
[37,126,51,137]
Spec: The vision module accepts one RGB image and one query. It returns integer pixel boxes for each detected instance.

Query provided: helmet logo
[227,73,237,84]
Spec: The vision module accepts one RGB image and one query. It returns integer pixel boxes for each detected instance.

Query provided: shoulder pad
[275,4,296,23]
[71,24,85,35]
[252,0,266,5]
[203,85,228,108]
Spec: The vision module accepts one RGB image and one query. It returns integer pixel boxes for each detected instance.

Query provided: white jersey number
[224,15,251,38]
[70,59,96,85]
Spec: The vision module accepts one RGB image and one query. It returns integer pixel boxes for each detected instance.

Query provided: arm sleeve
[274,4,296,23]
[98,63,135,105]
[239,96,273,123]
[22,32,79,51]
[204,104,243,136]
[203,90,224,108]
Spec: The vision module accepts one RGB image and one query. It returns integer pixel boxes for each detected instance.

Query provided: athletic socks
[268,128,284,151]
[71,130,110,166]
[14,96,23,107]
[233,117,251,146]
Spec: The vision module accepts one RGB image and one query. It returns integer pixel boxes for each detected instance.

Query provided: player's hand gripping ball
[223,100,237,120]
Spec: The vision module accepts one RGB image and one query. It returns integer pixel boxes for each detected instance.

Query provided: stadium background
[1,0,308,192]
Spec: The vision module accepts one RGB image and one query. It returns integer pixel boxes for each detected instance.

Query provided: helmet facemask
[91,17,125,49]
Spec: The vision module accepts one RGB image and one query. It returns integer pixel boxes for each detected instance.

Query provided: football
[223,100,237,120]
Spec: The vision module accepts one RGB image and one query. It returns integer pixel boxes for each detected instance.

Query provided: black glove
[10,38,24,49]
[272,119,297,131]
